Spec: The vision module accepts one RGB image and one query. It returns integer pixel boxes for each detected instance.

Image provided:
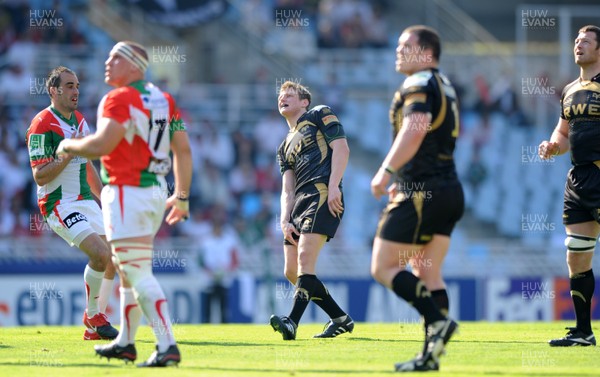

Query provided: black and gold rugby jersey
[277,105,346,192]
[561,73,600,166]
[389,68,460,188]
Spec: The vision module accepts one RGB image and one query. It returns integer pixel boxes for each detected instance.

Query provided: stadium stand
[3,0,600,325]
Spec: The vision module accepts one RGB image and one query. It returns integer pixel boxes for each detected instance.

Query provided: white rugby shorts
[101,183,167,242]
[46,200,105,247]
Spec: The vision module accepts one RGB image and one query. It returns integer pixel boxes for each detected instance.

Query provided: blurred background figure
[198,204,240,324]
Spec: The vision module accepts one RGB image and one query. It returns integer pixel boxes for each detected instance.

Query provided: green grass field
[1,322,598,376]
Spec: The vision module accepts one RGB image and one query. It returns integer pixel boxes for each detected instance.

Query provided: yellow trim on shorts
[411,193,424,244]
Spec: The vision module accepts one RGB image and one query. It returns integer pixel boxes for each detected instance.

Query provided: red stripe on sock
[125,303,138,342]
[155,298,169,330]
[84,282,90,310]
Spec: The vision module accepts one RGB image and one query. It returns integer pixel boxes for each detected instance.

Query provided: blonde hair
[279,81,311,108]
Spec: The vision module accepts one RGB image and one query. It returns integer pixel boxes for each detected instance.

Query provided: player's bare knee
[94,248,111,270]
[103,259,117,279]
[564,234,595,272]
[80,235,111,269]
[111,242,154,286]
[87,250,109,271]
[297,251,317,270]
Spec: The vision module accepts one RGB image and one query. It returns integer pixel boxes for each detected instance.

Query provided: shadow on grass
[464,372,600,377]
[347,337,543,345]
[177,340,273,347]
[451,339,543,344]
[199,366,390,374]
[0,361,125,368]
[347,337,420,343]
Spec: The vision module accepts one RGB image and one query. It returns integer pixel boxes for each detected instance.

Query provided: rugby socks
[134,276,176,352]
[431,288,449,316]
[115,287,142,347]
[84,265,104,317]
[288,274,319,325]
[391,270,445,326]
[98,278,115,313]
[309,275,347,320]
[570,269,595,335]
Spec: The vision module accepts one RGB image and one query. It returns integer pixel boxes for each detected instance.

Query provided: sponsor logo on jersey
[322,115,339,126]
[28,134,45,156]
[563,103,600,118]
[64,212,88,228]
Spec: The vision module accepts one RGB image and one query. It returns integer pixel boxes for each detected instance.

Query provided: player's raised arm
[57,117,125,160]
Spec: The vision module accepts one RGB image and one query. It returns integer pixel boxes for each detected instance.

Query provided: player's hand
[327,185,344,218]
[281,222,299,246]
[387,182,399,201]
[55,139,72,161]
[371,168,392,200]
[538,140,559,160]
[165,194,189,225]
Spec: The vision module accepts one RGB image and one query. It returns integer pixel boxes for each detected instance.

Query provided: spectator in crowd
[198,204,241,323]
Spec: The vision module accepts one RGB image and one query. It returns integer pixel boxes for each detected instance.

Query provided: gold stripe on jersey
[284,131,304,163]
[411,193,424,244]
[404,93,426,108]
[317,130,328,163]
[429,74,447,132]
[394,108,403,135]
[315,182,328,211]
[294,120,312,132]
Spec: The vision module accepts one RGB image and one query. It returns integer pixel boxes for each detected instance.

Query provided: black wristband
[383,165,396,175]
[176,196,189,201]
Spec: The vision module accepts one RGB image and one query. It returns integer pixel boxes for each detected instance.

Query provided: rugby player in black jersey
[539,25,600,347]
[269,81,353,340]
[370,25,462,372]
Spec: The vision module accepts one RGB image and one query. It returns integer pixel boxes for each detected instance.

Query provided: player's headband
[110,42,148,73]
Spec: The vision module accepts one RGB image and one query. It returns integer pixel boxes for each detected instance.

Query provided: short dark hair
[46,66,75,98]
[279,81,311,109]
[404,25,441,62]
[578,25,600,49]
